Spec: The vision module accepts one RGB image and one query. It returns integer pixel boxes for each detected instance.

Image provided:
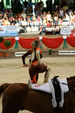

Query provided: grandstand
[0,0,75,10]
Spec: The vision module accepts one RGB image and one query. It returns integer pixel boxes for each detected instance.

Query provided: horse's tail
[0,83,11,96]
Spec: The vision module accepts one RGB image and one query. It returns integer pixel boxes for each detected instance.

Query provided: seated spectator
[64,13,70,22]
[46,20,52,27]
[3,13,8,19]
[70,12,75,25]
[59,8,64,18]
[0,11,3,19]
[21,10,26,19]
[53,13,59,26]
[2,18,10,26]
[46,11,52,22]
[8,10,13,18]
[10,17,16,25]
[0,19,2,25]
[42,17,47,26]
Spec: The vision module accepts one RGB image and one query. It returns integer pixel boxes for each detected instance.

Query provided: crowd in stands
[0,5,75,33]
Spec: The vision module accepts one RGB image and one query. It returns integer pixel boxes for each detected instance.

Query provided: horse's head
[67,76,75,88]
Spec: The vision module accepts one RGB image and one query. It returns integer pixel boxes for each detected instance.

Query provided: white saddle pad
[31,79,69,93]
[31,78,69,108]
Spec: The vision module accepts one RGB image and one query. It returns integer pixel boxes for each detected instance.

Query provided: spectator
[2,18,10,26]
[46,11,52,22]
[21,10,26,19]
[59,8,64,18]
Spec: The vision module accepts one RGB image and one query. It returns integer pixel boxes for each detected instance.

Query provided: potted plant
[0,37,4,57]
[0,37,4,42]
[48,49,52,55]
[4,40,11,57]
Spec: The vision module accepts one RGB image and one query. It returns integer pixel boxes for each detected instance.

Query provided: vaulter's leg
[44,67,50,83]
[36,63,50,83]
[29,65,38,83]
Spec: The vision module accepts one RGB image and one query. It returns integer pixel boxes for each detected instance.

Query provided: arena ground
[0,56,75,113]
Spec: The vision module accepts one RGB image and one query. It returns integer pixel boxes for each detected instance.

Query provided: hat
[31,39,40,48]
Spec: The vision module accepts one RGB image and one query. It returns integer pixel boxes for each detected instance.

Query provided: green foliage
[4,40,11,48]
[0,37,4,42]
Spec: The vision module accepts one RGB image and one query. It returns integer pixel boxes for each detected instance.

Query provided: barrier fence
[0,35,75,50]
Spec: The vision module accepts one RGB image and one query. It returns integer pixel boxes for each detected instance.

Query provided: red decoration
[42,37,63,49]
[0,36,75,50]
[67,37,75,47]
[18,38,38,49]
[0,38,15,49]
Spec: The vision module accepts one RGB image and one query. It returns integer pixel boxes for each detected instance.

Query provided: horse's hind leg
[2,106,19,113]
[2,109,18,113]
[2,94,19,113]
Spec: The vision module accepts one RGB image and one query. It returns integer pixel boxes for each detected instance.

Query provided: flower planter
[48,49,52,55]
[0,52,4,57]
[4,40,11,58]
[4,52,10,58]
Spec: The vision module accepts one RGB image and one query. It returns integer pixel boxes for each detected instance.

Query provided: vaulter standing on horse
[22,39,50,83]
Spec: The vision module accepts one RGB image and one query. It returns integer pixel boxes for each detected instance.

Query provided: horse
[0,76,75,113]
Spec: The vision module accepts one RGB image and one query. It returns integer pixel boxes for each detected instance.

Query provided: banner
[60,26,71,35]
[4,0,12,9]
[0,26,18,36]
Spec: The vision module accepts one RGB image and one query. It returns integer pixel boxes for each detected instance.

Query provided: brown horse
[0,76,75,113]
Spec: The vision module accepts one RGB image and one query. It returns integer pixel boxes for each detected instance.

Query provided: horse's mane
[67,76,75,81]
[67,76,75,89]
